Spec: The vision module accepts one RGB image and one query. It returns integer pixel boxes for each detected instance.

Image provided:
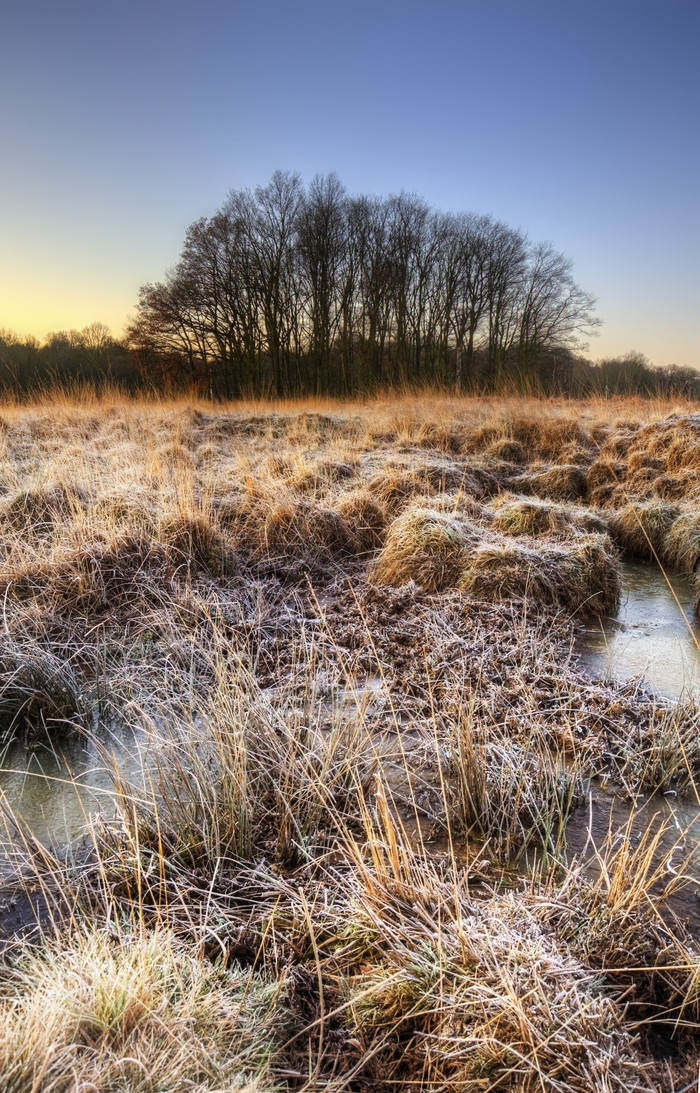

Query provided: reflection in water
[577,560,700,698]
[0,728,142,868]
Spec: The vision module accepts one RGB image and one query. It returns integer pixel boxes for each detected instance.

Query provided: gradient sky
[1,0,698,366]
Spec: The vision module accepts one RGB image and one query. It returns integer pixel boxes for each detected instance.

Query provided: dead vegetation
[459,534,620,614]
[609,501,680,560]
[370,505,478,591]
[0,391,699,1090]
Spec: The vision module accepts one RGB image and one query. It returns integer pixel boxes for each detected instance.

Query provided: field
[1,391,700,1091]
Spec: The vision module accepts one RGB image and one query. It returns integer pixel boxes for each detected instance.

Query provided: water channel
[574,560,700,932]
[578,560,700,698]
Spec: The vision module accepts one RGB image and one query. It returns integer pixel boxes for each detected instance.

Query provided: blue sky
[1,0,698,366]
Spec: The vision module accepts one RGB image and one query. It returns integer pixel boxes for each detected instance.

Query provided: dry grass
[0,643,85,746]
[443,698,581,859]
[550,816,700,1034]
[663,513,700,573]
[493,496,608,537]
[459,534,620,614]
[337,801,645,1093]
[512,462,588,501]
[0,926,289,1093]
[609,501,681,560]
[0,391,698,1089]
[370,505,478,591]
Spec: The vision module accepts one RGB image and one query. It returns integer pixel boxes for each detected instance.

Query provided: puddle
[0,728,142,872]
[576,566,700,932]
[566,780,700,935]
[577,560,700,698]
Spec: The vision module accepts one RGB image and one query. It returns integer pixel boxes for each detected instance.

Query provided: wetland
[2,394,700,1091]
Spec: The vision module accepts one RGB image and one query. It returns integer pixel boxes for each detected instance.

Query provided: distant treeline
[1,326,697,401]
[1,170,697,400]
[0,323,136,394]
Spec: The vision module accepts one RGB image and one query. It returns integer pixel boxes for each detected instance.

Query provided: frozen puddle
[0,728,142,872]
[577,560,700,698]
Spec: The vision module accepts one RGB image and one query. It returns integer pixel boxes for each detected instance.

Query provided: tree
[516,243,600,375]
[297,173,347,392]
[127,171,601,397]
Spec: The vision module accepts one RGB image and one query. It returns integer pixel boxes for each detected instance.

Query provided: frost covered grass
[0,391,699,1089]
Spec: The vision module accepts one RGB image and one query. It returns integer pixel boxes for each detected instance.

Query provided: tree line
[1,171,697,399]
[127,171,602,397]
[0,323,135,393]
[1,323,697,401]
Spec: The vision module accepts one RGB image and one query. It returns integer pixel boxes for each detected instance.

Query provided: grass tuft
[609,501,680,560]
[371,506,477,591]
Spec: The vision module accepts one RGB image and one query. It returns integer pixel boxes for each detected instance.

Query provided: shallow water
[4,561,700,932]
[0,728,142,871]
[566,781,700,934]
[577,560,700,698]
[573,562,700,932]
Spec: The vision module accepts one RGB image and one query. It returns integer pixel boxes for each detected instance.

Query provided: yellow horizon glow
[2,287,697,371]
[0,284,135,342]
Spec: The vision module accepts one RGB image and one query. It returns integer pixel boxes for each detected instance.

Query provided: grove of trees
[2,173,697,400]
[127,171,602,397]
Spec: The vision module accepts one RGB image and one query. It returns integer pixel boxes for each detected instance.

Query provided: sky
[1,0,698,367]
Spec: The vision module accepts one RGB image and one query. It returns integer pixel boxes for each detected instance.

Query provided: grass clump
[662,512,700,572]
[587,459,627,506]
[493,496,607,537]
[366,468,423,512]
[513,463,588,502]
[485,436,526,462]
[459,535,619,615]
[620,696,700,792]
[651,469,698,502]
[341,803,643,1092]
[549,821,700,1033]
[1,482,87,536]
[0,926,289,1093]
[261,497,351,564]
[508,414,591,459]
[3,531,175,622]
[159,512,237,577]
[131,669,378,868]
[444,702,581,860]
[371,506,477,591]
[609,501,680,560]
[0,643,85,746]
[219,488,353,569]
[415,420,464,453]
[333,488,387,553]
[459,540,560,605]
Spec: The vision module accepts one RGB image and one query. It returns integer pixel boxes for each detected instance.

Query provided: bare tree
[128,171,600,397]
[297,173,347,392]
[516,242,601,372]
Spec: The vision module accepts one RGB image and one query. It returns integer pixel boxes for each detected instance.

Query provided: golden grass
[663,513,700,573]
[609,501,681,560]
[0,926,289,1092]
[0,391,698,1089]
[370,505,478,591]
[512,462,589,501]
[492,496,607,537]
[458,534,619,614]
